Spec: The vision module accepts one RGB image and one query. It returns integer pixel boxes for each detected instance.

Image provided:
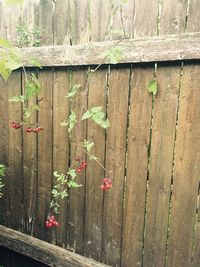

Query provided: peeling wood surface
[0,225,110,267]
[20,33,200,67]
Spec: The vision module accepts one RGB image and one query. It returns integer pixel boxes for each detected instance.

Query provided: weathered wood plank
[160,0,188,34]
[121,66,153,267]
[0,77,9,226]
[166,64,200,267]
[22,71,37,235]
[33,70,53,242]
[52,69,70,246]
[133,0,158,38]
[35,0,54,45]
[53,0,71,45]
[70,0,90,45]
[84,69,107,260]
[7,72,23,231]
[102,68,130,266]
[0,225,111,267]
[20,33,200,67]
[143,64,181,267]
[67,70,87,254]
[193,200,200,267]
[187,0,200,32]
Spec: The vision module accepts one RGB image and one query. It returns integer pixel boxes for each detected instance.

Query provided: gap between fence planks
[0,225,111,267]
[20,32,200,67]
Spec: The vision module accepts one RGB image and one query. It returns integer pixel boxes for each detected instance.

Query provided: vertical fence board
[143,65,181,267]
[133,0,158,38]
[7,72,23,231]
[34,70,53,242]
[121,66,153,267]
[22,71,37,235]
[0,77,9,226]
[84,69,107,260]
[67,70,87,254]
[35,0,54,45]
[166,64,200,267]
[160,0,188,34]
[187,0,200,32]
[193,205,200,267]
[102,68,130,266]
[52,69,70,246]
[70,0,90,45]
[53,0,71,45]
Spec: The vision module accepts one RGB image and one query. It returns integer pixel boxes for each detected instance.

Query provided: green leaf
[9,95,25,102]
[81,110,91,120]
[67,84,81,98]
[29,58,42,69]
[68,168,76,179]
[5,58,22,71]
[68,180,82,188]
[0,39,12,48]
[148,79,157,96]
[90,106,102,113]
[6,0,24,5]
[102,47,122,64]
[83,140,94,152]
[32,104,40,111]
[0,165,6,177]
[23,108,31,119]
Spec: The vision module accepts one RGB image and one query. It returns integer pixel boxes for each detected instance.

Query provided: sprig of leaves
[0,165,6,199]
[81,106,110,129]
[148,79,158,96]
[66,84,81,99]
[61,111,77,135]
[50,169,81,213]
[102,47,122,64]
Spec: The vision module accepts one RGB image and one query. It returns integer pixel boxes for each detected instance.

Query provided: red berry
[77,168,81,173]
[45,221,51,228]
[49,215,55,222]
[53,221,59,227]
[100,185,105,190]
[11,121,21,129]
[26,127,33,133]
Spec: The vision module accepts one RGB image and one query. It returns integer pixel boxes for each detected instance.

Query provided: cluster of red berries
[11,121,21,129]
[100,178,112,190]
[26,126,43,133]
[45,215,59,228]
[76,158,87,173]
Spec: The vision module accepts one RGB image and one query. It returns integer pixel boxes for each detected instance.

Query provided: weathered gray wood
[20,33,200,67]
[0,225,110,267]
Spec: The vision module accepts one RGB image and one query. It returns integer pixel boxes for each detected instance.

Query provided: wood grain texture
[67,69,87,254]
[193,202,200,267]
[33,70,53,242]
[0,225,111,267]
[35,0,54,45]
[84,69,107,260]
[133,0,158,38]
[166,64,200,267]
[20,33,200,67]
[0,0,21,40]
[70,0,90,45]
[0,76,10,226]
[187,0,200,32]
[160,0,188,34]
[7,71,23,231]
[143,65,181,267]
[22,71,37,235]
[52,69,70,246]
[102,68,130,266]
[53,0,71,45]
[121,66,153,267]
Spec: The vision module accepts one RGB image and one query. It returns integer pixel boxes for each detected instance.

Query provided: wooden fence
[0,1,200,267]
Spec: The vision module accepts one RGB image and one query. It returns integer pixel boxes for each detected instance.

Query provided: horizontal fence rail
[20,33,200,67]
